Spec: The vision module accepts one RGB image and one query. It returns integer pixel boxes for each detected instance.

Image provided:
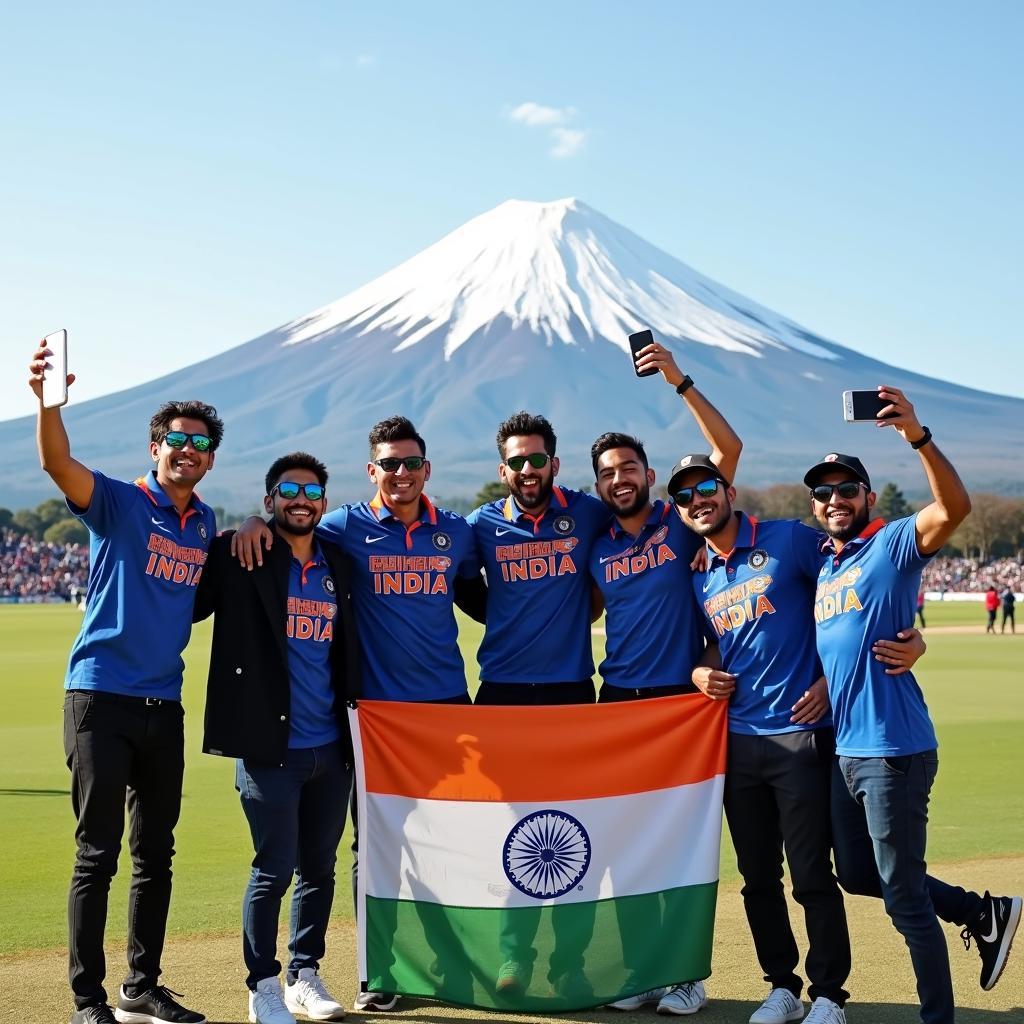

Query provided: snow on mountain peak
[282,198,838,363]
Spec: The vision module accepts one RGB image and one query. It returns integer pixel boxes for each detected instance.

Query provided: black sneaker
[71,1006,117,1024]
[961,891,1022,990]
[114,986,206,1024]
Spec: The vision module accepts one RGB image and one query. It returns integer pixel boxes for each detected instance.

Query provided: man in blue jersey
[468,410,610,1003]
[195,453,359,1024]
[232,416,480,1011]
[673,448,929,1024]
[30,341,219,1024]
[589,341,742,1017]
[808,385,1020,1024]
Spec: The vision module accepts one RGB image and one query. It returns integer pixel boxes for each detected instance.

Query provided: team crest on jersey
[322,576,336,595]
[197,522,208,541]
[553,515,575,535]
[748,549,769,570]
[432,531,452,552]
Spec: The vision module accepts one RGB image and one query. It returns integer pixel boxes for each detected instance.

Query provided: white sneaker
[803,997,845,1024]
[249,978,296,1024]
[750,988,804,1024]
[608,985,672,1010]
[351,991,399,1012]
[284,969,345,1021]
[657,981,708,1015]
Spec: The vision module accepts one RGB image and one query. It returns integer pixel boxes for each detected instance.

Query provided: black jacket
[193,523,361,766]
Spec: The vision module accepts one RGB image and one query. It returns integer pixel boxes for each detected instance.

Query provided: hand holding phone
[30,330,71,408]
[629,329,687,386]
[628,330,661,377]
[842,389,897,422]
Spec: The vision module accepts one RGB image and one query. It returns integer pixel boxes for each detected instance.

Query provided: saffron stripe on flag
[357,693,726,801]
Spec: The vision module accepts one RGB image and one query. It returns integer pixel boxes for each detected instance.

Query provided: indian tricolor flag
[350,694,727,1012]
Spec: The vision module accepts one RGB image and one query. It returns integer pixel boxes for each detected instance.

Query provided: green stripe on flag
[364,881,718,1012]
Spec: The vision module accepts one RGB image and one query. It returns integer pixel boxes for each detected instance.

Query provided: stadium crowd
[921,555,1023,595]
[0,528,89,602]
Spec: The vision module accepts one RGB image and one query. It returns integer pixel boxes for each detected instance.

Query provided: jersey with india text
[316,493,477,701]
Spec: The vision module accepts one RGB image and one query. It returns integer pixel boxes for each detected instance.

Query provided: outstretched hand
[28,341,76,400]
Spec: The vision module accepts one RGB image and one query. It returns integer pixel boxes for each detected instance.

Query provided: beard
[509,474,554,510]
[685,502,732,538]
[820,504,871,543]
[274,507,318,537]
[602,481,650,519]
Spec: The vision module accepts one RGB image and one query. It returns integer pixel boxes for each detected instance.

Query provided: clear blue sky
[3,1,1021,420]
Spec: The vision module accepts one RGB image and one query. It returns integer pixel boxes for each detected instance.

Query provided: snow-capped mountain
[5,198,1021,509]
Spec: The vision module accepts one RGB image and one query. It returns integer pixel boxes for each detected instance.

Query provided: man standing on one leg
[808,386,1021,1024]
[589,342,742,1017]
[674,455,923,1024]
[194,453,359,1024]
[30,341,218,1024]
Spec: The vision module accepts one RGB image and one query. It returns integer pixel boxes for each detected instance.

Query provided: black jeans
[475,680,596,705]
[64,690,185,1009]
[597,682,696,702]
[724,729,850,1006]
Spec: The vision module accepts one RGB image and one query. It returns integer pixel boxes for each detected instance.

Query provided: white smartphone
[842,389,897,422]
[42,329,68,409]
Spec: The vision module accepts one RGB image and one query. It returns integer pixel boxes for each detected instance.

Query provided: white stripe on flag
[363,775,724,909]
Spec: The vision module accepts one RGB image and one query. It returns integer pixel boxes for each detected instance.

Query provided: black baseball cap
[803,453,871,490]
[667,454,730,496]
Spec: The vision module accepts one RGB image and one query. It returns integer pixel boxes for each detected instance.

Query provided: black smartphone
[628,329,659,377]
[842,390,898,421]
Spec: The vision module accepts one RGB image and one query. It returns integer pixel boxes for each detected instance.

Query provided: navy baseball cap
[667,454,730,496]
[803,453,871,490]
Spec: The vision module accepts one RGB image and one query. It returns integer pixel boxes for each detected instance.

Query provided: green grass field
[1,603,1020,958]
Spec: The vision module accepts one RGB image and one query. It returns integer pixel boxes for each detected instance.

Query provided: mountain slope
[5,198,1021,509]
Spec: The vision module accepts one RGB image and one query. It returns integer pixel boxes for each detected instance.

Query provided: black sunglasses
[672,478,721,507]
[163,431,212,452]
[374,456,427,472]
[272,481,325,501]
[810,481,865,503]
[505,453,551,471]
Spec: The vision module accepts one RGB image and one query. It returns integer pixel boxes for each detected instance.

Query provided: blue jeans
[831,753,981,1024]
[236,741,352,989]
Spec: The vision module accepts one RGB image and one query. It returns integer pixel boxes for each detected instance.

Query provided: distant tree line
[6,482,1022,561]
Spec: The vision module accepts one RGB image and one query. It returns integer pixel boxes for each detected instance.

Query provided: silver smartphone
[42,329,69,409]
[842,389,897,422]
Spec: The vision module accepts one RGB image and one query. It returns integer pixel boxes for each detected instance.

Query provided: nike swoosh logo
[702,575,715,592]
[981,900,1000,944]
[495,528,513,536]
[151,517,173,534]
[599,551,632,564]
[364,535,386,544]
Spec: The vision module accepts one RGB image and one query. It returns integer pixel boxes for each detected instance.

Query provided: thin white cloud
[509,102,575,127]
[550,127,587,159]
[355,53,376,68]
[507,101,587,159]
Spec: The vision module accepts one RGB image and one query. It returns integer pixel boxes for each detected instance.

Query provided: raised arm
[876,386,971,554]
[28,340,94,509]
[635,342,742,483]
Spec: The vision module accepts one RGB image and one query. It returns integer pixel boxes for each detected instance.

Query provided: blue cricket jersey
[695,514,829,735]
[66,469,216,700]
[316,493,477,701]
[468,486,609,683]
[814,514,937,758]
[285,547,340,748]
[590,500,703,689]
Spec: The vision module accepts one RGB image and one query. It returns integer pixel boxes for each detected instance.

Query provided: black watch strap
[910,426,932,450]
[676,375,694,396]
